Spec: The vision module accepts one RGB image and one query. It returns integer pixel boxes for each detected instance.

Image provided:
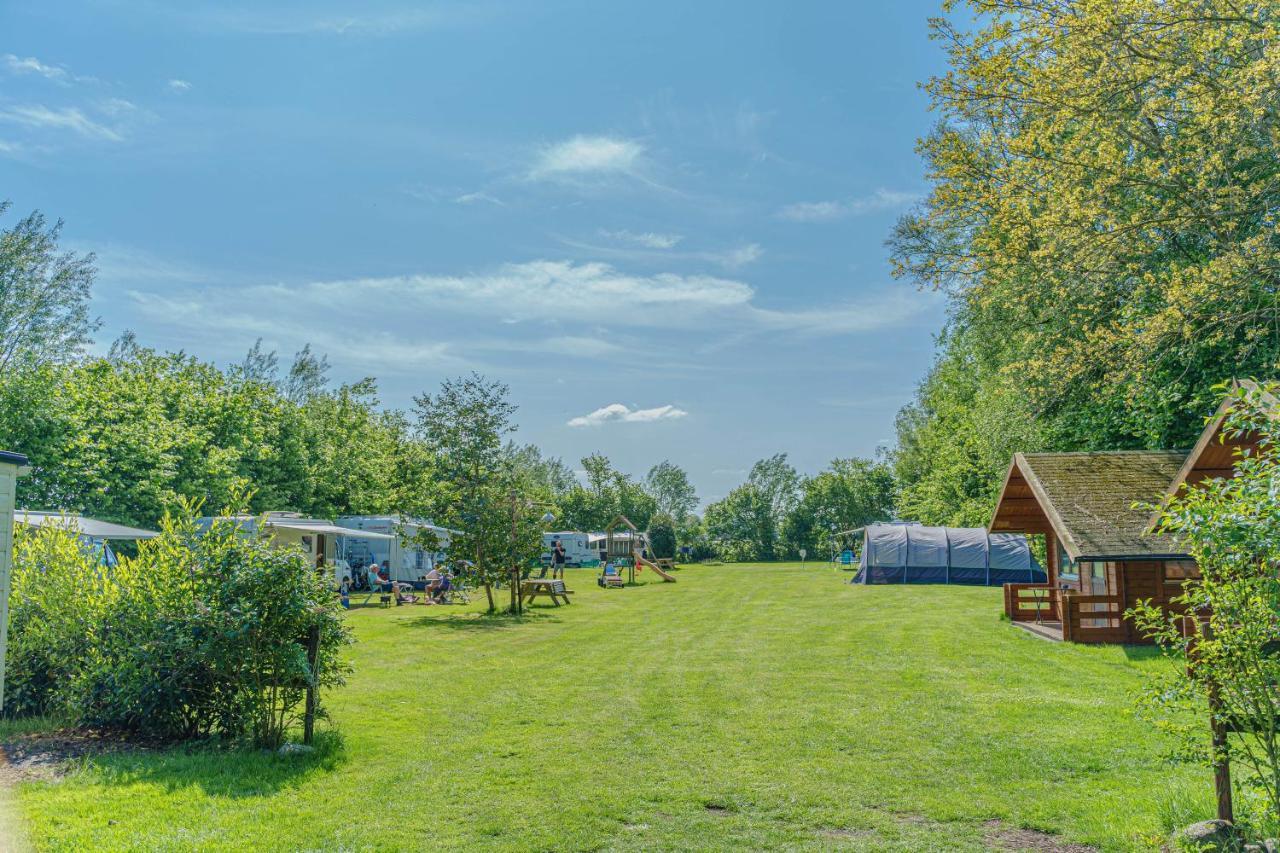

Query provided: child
[339,575,351,609]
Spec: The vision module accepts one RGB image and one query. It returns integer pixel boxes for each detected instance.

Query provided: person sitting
[432,572,453,603]
[367,563,389,591]
[598,561,622,588]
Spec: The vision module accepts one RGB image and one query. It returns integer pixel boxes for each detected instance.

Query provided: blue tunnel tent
[851,523,1045,585]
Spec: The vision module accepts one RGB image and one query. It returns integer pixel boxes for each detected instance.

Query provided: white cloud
[777,200,845,223]
[718,243,763,269]
[777,189,919,222]
[230,259,923,335]
[454,191,504,206]
[568,403,688,428]
[167,79,193,92]
[2,54,86,85]
[598,229,683,250]
[558,235,762,271]
[532,135,644,179]
[0,105,123,141]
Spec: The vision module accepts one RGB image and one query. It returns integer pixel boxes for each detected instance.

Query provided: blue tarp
[853,524,1045,586]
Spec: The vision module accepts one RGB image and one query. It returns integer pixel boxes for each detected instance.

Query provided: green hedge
[8,511,351,747]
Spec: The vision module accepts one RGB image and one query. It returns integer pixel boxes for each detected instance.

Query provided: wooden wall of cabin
[1117,560,1188,644]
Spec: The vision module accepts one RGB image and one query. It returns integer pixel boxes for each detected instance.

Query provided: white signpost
[0,451,30,712]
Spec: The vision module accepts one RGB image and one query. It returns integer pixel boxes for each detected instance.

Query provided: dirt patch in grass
[982,819,1097,852]
[703,803,731,816]
[0,732,150,783]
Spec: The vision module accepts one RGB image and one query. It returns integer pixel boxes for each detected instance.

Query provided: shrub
[648,514,677,560]
[8,510,352,747]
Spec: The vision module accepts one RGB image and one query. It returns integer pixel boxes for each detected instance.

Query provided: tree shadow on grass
[55,730,349,799]
[1121,644,1165,662]
[396,610,564,632]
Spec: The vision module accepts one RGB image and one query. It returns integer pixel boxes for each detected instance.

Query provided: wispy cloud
[253,259,921,335]
[454,191,504,206]
[777,189,919,222]
[558,235,762,271]
[166,79,193,92]
[568,403,688,428]
[0,105,123,142]
[160,4,491,36]
[2,54,97,86]
[531,135,644,179]
[598,229,683,250]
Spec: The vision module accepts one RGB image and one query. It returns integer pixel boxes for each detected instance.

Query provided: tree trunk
[483,582,494,612]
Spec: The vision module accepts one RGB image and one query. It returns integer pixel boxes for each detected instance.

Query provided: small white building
[337,516,457,583]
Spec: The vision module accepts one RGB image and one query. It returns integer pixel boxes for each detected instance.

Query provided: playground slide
[633,551,677,582]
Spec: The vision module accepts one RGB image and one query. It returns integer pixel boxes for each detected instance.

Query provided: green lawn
[14,565,1209,851]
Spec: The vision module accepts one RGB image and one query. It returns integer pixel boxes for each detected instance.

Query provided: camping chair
[362,567,393,607]
[442,572,471,605]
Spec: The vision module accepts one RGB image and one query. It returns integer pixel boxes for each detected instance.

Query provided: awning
[266,521,396,540]
[15,510,160,540]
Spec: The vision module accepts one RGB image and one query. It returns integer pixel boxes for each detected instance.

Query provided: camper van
[195,512,395,587]
[541,532,598,568]
[337,516,456,584]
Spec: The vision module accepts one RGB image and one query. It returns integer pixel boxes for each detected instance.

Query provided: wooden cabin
[991,380,1276,644]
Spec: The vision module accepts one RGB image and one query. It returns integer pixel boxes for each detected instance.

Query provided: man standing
[551,538,567,579]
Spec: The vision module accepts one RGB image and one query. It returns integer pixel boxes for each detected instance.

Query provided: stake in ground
[13,565,1208,851]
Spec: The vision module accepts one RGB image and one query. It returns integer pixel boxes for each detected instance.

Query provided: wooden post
[303,624,320,745]
[0,452,29,714]
[1195,619,1234,823]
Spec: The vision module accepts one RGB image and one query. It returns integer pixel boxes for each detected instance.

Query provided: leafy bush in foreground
[8,511,351,747]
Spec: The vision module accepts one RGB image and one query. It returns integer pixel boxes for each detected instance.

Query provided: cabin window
[1056,539,1078,581]
[1164,561,1201,582]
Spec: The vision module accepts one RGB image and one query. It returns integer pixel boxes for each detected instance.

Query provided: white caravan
[541,531,598,567]
[337,516,457,584]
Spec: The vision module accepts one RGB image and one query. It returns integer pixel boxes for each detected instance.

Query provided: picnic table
[656,558,676,572]
[520,578,573,606]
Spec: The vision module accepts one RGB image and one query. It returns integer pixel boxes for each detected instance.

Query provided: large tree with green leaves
[890,0,1280,523]
[0,203,99,376]
[414,373,536,612]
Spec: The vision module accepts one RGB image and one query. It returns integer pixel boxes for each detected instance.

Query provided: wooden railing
[1004,583,1059,622]
[1061,593,1127,643]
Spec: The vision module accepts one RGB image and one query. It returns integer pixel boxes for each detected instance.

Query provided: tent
[852,524,1045,585]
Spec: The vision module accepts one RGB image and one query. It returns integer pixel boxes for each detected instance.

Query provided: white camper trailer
[540,531,598,568]
[195,512,395,586]
[337,516,456,584]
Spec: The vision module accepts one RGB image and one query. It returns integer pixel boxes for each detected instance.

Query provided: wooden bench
[520,578,573,606]
[656,558,676,572]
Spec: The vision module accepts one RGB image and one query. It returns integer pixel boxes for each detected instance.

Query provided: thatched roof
[999,451,1190,561]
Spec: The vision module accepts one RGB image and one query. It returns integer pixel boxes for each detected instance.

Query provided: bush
[648,514,677,560]
[8,511,352,747]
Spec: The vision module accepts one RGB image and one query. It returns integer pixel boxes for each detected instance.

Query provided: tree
[284,343,331,403]
[748,454,800,525]
[704,483,775,562]
[559,453,657,532]
[414,373,530,612]
[1132,383,1280,836]
[645,461,698,522]
[0,203,99,376]
[784,458,896,557]
[888,0,1280,521]
[648,514,677,560]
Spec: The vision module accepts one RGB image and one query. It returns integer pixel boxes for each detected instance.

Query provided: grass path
[15,565,1208,850]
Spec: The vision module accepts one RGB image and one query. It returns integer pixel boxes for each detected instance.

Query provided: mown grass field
[13,564,1209,851]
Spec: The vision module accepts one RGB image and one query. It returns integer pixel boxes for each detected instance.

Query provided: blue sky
[1,1,949,505]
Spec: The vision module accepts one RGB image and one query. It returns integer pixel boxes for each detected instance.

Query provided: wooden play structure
[603,515,676,584]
